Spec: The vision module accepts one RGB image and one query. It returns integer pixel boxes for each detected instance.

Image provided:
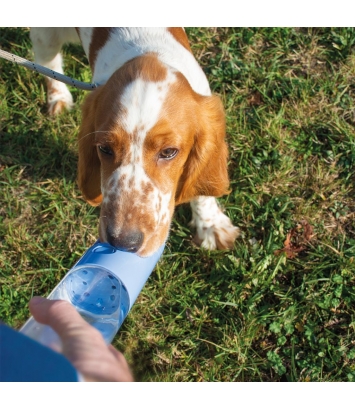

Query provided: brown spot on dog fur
[47,99,68,116]
[142,181,154,197]
[215,227,238,250]
[167,28,192,52]
[128,176,134,189]
[129,130,141,146]
[88,28,112,71]
[118,174,126,187]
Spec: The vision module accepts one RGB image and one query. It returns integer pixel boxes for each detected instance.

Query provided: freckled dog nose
[107,229,144,253]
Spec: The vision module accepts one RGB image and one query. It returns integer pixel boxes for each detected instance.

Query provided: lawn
[0,27,355,381]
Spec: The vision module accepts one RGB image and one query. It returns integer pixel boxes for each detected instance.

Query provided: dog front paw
[46,80,73,115]
[191,214,240,250]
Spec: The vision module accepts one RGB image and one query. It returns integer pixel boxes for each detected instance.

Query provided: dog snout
[106,228,144,253]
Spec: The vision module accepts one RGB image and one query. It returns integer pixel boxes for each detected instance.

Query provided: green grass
[1,27,355,382]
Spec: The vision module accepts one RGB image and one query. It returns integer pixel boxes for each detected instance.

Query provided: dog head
[77,54,230,256]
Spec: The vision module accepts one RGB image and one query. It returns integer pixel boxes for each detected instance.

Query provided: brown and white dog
[30,28,239,256]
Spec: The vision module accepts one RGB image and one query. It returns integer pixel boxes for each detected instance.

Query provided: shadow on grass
[1,127,78,182]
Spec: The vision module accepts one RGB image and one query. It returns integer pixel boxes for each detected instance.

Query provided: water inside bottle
[56,264,130,343]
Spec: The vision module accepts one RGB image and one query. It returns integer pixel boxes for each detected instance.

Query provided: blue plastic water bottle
[20,241,165,350]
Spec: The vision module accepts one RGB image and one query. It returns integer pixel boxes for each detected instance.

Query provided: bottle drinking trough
[20,241,165,351]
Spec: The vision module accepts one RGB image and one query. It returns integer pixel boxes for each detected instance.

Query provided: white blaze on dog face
[98,63,181,256]
[120,72,176,135]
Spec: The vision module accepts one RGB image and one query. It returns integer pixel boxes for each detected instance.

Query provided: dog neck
[77,28,211,96]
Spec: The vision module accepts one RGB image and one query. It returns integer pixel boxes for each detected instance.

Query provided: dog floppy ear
[77,90,103,206]
[175,94,230,205]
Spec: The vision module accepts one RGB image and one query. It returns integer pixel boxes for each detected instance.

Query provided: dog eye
[98,145,113,155]
[159,148,178,160]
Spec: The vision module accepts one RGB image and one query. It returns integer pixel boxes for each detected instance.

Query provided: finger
[108,346,134,382]
[108,345,127,363]
[29,297,91,338]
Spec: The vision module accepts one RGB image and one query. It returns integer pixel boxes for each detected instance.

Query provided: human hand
[29,296,134,382]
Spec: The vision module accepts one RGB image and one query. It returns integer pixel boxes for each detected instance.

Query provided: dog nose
[106,229,144,253]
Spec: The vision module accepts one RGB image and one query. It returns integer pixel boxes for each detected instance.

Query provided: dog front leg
[30,28,79,115]
[189,196,240,250]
